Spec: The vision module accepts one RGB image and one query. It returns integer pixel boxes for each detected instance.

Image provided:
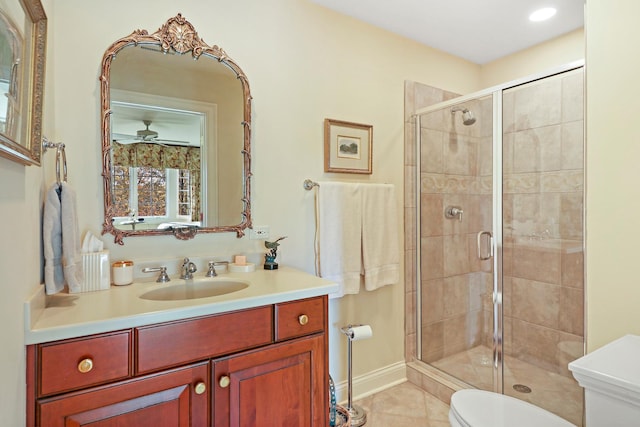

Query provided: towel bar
[303,179,319,190]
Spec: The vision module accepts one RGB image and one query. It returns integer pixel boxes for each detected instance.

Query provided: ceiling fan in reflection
[112,120,192,146]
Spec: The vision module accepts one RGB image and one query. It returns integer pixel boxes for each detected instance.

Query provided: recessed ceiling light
[529,7,557,22]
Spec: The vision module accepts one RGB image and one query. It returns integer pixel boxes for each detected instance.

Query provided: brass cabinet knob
[194,382,207,395]
[298,314,309,325]
[77,358,94,374]
[219,375,231,388]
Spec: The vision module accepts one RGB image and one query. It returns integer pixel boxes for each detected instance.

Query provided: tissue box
[74,250,110,293]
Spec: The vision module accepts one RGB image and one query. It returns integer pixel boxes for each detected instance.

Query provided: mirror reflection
[101,14,252,244]
[0,8,23,140]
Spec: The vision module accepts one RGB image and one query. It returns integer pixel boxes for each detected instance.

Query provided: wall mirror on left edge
[0,0,46,165]
[100,14,252,245]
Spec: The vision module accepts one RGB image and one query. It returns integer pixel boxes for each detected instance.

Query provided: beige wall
[13,0,639,423]
[585,0,640,351]
[0,0,481,423]
[480,29,585,88]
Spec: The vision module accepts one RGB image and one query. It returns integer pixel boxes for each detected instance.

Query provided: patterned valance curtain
[112,142,201,221]
[112,142,200,169]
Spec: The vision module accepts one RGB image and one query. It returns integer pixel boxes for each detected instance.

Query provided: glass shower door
[418,94,496,391]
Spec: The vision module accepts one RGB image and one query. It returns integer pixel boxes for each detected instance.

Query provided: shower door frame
[413,60,584,394]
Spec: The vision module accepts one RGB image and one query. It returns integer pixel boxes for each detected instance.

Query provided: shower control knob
[445,206,464,222]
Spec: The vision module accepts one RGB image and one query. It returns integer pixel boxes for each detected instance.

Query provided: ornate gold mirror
[100,14,252,244]
[0,0,46,165]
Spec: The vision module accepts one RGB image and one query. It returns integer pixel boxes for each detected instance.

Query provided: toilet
[569,334,640,426]
[449,389,575,427]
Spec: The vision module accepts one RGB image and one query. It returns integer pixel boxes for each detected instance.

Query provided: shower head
[451,106,476,126]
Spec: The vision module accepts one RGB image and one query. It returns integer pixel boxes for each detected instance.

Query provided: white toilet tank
[569,334,640,427]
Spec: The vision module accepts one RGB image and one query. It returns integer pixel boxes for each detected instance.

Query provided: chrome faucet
[206,260,229,277]
[141,266,170,283]
[180,257,197,280]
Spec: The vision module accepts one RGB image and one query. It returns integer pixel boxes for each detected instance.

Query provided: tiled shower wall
[404,68,584,399]
[502,69,584,378]
[417,96,494,363]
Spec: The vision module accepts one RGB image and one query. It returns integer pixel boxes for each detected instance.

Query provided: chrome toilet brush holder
[340,324,372,427]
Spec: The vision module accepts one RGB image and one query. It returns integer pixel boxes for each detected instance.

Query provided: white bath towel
[318,182,362,297]
[361,184,400,291]
[61,182,83,292]
[43,184,64,294]
[43,182,83,294]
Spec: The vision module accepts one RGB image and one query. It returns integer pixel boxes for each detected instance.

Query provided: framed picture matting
[324,118,372,174]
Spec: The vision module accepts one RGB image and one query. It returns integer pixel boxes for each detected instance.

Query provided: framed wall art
[324,118,372,174]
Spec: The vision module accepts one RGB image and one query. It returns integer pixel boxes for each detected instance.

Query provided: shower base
[412,345,583,426]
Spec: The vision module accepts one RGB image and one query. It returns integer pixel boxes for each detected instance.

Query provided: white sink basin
[139,279,249,301]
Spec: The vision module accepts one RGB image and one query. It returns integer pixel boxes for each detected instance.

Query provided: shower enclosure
[407,64,584,425]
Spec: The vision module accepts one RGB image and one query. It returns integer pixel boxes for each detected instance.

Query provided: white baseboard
[333,361,407,404]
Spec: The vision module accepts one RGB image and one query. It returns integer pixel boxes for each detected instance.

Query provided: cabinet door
[213,335,326,427]
[38,362,209,427]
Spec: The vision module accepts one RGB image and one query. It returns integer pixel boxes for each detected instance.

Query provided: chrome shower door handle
[477,230,494,260]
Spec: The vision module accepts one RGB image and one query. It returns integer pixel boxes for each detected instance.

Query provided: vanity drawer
[275,296,325,341]
[136,305,273,374]
[38,331,132,397]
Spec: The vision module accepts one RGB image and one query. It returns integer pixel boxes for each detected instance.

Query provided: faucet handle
[142,266,170,283]
[206,261,218,277]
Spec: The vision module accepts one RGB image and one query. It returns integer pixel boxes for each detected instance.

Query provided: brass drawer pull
[219,375,230,388]
[195,381,207,395]
[298,314,309,325]
[77,358,94,374]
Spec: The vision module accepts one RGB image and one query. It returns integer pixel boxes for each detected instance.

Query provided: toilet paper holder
[340,324,372,427]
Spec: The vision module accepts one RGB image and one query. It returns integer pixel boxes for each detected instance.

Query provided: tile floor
[350,343,585,426]
[351,381,451,427]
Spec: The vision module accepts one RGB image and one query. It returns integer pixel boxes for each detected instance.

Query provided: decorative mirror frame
[100,14,252,244]
[0,0,46,165]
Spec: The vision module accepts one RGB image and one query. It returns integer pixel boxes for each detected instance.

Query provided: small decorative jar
[112,260,134,286]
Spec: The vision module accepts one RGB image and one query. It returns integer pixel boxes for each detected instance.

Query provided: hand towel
[361,184,400,291]
[60,182,83,293]
[318,182,362,297]
[43,183,64,294]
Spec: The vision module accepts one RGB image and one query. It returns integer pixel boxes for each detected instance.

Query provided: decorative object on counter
[264,236,287,270]
[112,260,134,286]
[324,119,373,174]
[43,143,83,295]
[77,231,109,292]
[340,324,373,427]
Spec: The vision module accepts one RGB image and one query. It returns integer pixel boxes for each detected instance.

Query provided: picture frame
[324,118,372,174]
[0,0,47,166]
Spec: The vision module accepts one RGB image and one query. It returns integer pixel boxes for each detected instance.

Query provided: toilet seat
[449,390,575,427]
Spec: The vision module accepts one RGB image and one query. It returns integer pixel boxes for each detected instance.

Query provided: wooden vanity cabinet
[27,295,328,427]
[38,362,210,426]
[213,334,325,426]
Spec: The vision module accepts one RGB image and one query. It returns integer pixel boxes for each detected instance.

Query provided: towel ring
[43,137,67,184]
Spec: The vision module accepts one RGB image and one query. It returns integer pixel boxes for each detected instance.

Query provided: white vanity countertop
[25,266,338,345]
